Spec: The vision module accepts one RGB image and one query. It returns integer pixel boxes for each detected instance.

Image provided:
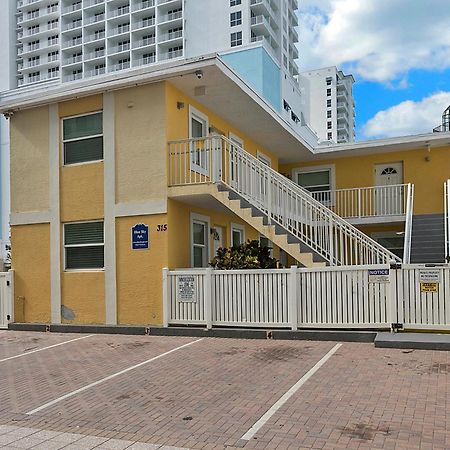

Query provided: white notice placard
[177,276,197,303]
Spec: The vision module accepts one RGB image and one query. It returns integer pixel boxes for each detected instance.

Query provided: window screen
[63,112,103,165]
[64,221,104,270]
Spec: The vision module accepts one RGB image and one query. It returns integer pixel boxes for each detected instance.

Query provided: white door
[190,110,209,176]
[212,226,224,257]
[192,219,209,267]
[375,162,403,215]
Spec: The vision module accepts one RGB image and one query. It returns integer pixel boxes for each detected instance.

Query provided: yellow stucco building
[2,56,450,326]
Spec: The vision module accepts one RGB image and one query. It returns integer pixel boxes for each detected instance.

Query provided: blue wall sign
[132,224,149,250]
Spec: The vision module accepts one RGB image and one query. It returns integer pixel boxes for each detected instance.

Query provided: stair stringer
[211,187,326,268]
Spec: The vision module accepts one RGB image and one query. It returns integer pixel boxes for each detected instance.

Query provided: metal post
[388,265,398,332]
[289,266,298,331]
[162,268,169,328]
[6,269,14,325]
[205,267,213,330]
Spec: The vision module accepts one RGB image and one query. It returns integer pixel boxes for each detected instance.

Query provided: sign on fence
[368,268,390,283]
[177,276,197,303]
[419,269,440,293]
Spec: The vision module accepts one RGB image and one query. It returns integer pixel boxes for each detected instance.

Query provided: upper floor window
[231,31,242,47]
[230,0,241,5]
[63,112,103,165]
[230,11,242,27]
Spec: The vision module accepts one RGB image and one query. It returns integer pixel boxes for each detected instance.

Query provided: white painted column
[49,105,61,324]
[103,93,117,325]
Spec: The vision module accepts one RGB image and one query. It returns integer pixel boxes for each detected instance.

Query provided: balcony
[62,55,83,66]
[111,60,131,71]
[158,10,182,23]
[311,184,413,224]
[62,37,83,49]
[134,54,156,66]
[85,67,106,77]
[131,0,155,12]
[250,0,277,23]
[84,49,106,60]
[108,6,130,19]
[158,29,183,43]
[62,3,82,15]
[159,48,183,61]
[109,25,130,37]
[84,14,105,25]
[133,36,156,48]
[63,72,83,82]
[84,31,106,43]
[133,17,156,30]
[85,0,105,8]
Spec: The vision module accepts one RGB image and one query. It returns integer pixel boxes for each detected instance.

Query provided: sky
[296,0,450,141]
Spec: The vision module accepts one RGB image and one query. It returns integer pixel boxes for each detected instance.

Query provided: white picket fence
[163,265,450,331]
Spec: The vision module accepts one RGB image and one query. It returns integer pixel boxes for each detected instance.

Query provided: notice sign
[419,269,441,293]
[177,276,197,303]
[132,223,149,250]
[368,268,390,283]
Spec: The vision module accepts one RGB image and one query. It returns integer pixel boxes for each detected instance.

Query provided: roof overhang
[0,54,314,163]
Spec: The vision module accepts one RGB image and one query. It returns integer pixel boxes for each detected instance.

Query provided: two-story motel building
[2,55,450,326]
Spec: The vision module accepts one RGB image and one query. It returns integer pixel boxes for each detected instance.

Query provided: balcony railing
[310,184,413,222]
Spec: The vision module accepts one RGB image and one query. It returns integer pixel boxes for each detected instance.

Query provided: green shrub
[210,240,279,270]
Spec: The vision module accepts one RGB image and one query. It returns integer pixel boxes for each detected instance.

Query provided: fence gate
[0,272,12,329]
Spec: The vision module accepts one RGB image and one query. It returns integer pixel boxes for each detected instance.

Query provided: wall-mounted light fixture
[176,101,185,110]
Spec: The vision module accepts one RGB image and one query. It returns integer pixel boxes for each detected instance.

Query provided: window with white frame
[191,214,209,268]
[230,11,242,26]
[231,31,242,47]
[63,112,103,165]
[230,0,241,5]
[189,106,209,175]
[231,223,245,247]
[293,165,335,203]
[64,221,104,270]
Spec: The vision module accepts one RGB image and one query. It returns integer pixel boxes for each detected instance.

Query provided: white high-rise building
[299,67,355,144]
[11,0,308,136]
[13,0,298,87]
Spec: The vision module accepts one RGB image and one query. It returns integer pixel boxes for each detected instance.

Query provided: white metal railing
[311,184,412,220]
[445,180,450,262]
[164,265,450,331]
[402,184,414,264]
[168,136,401,265]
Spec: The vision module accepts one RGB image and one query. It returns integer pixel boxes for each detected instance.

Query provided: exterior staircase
[168,135,401,267]
[410,214,445,263]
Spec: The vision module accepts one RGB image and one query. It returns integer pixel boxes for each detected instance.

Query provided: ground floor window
[259,233,273,256]
[191,213,210,267]
[231,223,245,247]
[64,221,104,270]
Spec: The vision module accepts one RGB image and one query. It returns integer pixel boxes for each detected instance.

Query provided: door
[190,108,209,176]
[375,162,403,215]
[192,218,209,267]
[212,226,224,257]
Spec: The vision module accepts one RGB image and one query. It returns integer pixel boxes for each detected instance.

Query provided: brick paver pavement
[0,331,449,449]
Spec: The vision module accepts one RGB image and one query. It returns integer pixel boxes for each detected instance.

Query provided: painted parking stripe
[0,334,94,363]
[240,343,342,442]
[26,338,204,415]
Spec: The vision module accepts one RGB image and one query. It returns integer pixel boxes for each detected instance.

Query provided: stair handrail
[402,183,414,263]
[168,135,402,265]
[219,135,401,265]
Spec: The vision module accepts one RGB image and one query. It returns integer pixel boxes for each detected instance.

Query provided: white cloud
[298,0,450,83]
[362,92,450,138]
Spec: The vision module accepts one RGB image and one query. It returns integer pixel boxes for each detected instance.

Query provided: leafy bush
[210,240,279,270]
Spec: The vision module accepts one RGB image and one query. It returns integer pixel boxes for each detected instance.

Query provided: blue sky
[297,0,450,141]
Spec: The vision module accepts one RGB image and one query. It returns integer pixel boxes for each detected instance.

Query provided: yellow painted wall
[116,214,168,325]
[281,145,450,215]
[61,272,105,324]
[115,83,167,203]
[60,162,104,222]
[10,107,50,214]
[59,94,105,324]
[167,199,281,269]
[59,95,103,118]
[165,83,279,170]
[11,224,51,323]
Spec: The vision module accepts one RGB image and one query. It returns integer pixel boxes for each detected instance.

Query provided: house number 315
[157,224,168,232]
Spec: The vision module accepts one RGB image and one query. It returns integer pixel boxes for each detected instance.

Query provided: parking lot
[0,331,449,449]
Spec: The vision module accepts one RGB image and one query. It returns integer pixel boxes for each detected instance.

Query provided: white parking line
[240,343,342,442]
[26,337,204,415]
[0,334,94,363]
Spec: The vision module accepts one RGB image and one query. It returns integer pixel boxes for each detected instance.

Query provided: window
[48,51,59,61]
[326,77,332,86]
[231,31,242,47]
[230,0,241,5]
[231,223,245,248]
[327,121,332,130]
[63,112,103,165]
[189,106,209,175]
[327,110,332,119]
[230,11,242,26]
[259,234,272,256]
[327,88,332,97]
[48,67,59,77]
[327,132,332,140]
[327,99,332,108]
[48,35,58,45]
[191,214,209,268]
[64,221,104,270]
[293,165,335,197]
